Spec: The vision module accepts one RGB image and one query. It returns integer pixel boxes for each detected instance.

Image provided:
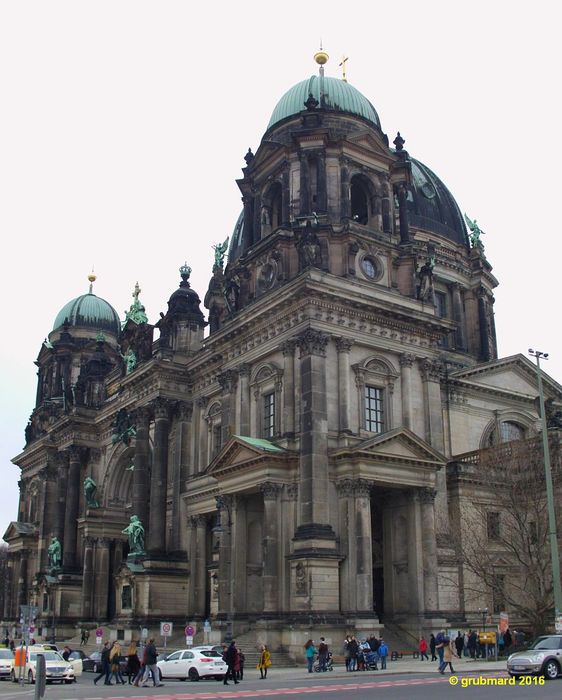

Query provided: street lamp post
[214,495,234,642]
[528,349,562,632]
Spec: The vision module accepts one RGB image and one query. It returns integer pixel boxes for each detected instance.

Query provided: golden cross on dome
[339,55,349,82]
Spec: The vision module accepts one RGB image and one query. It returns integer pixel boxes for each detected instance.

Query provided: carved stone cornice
[260,482,283,500]
[175,400,193,422]
[297,329,329,358]
[399,353,416,368]
[217,369,238,394]
[335,337,354,353]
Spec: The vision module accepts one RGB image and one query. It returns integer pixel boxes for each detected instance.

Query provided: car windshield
[0,650,13,658]
[29,652,64,661]
[529,636,561,650]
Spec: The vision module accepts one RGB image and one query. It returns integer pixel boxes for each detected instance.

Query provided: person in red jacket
[419,637,429,661]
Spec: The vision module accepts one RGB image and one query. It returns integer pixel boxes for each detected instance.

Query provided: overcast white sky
[1,0,560,540]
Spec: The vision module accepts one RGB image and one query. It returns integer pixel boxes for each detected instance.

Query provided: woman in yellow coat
[257,644,271,679]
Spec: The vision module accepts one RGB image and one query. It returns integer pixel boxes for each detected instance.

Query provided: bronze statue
[212,237,230,270]
[122,515,145,555]
[464,213,485,249]
[83,476,99,508]
[48,536,62,570]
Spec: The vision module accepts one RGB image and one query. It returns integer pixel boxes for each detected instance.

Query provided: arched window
[487,420,526,446]
[350,176,370,225]
[261,182,283,238]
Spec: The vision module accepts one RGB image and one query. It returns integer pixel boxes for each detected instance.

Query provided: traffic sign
[185,625,194,637]
[141,627,148,639]
[95,627,103,638]
[160,621,173,637]
[186,635,193,647]
[96,636,102,645]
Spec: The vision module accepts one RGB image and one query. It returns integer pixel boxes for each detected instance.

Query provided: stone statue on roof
[124,282,148,325]
[122,515,145,555]
[48,536,62,570]
[84,475,99,508]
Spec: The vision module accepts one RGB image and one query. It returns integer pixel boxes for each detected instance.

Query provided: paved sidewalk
[248,657,507,682]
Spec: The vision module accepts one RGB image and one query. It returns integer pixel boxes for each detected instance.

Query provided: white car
[0,649,14,679]
[10,649,75,685]
[157,648,227,681]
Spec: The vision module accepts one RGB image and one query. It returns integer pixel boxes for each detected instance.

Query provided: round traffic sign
[162,623,171,634]
[95,627,103,638]
[185,625,194,636]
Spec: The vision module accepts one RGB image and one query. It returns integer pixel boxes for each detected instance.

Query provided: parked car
[82,650,127,675]
[507,635,562,680]
[10,649,75,684]
[0,649,14,679]
[157,648,227,681]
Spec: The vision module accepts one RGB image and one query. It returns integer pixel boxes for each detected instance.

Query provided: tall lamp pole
[528,349,562,630]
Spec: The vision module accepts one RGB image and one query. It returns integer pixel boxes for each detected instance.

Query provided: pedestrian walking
[93,641,111,685]
[304,639,316,674]
[419,637,429,661]
[109,641,126,685]
[343,635,352,671]
[257,644,271,679]
[439,636,457,674]
[318,638,329,672]
[455,631,464,658]
[435,630,447,668]
[223,640,239,685]
[429,633,437,661]
[126,640,140,684]
[140,638,163,687]
[237,649,245,680]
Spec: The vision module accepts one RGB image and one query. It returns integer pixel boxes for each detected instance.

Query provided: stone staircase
[231,630,297,669]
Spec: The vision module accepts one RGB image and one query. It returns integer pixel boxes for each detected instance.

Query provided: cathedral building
[4,51,562,651]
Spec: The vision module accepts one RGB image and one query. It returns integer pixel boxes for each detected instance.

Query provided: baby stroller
[314,651,334,672]
[363,649,379,670]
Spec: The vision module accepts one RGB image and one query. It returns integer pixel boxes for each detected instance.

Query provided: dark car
[82,651,127,674]
[507,635,562,680]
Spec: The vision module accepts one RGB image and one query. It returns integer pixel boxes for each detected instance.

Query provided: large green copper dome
[267,75,381,130]
[53,293,121,335]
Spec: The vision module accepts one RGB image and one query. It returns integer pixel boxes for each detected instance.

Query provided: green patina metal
[267,75,380,130]
[53,293,121,334]
[124,282,148,325]
[234,435,285,453]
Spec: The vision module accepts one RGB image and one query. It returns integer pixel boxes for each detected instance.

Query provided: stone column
[216,496,233,617]
[170,401,192,553]
[218,370,238,446]
[63,446,83,569]
[4,554,15,619]
[419,488,439,611]
[41,465,58,571]
[196,397,208,472]
[186,517,196,613]
[408,493,425,614]
[17,549,29,609]
[316,151,327,213]
[148,398,172,555]
[299,152,310,214]
[396,183,410,243]
[55,451,69,543]
[295,329,332,533]
[231,496,247,614]
[336,480,355,612]
[281,340,297,438]
[340,161,350,219]
[81,536,95,619]
[399,353,415,430]
[478,287,491,361]
[93,538,111,620]
[336,337,354,434]
[133,406,152,529]
[450,283,467,351]
[193,515,208,618]
[238,364,251,436]
[261,482,282,613]
[354,480,374,613]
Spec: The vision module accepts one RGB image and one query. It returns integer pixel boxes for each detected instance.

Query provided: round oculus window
[361,256,381,280]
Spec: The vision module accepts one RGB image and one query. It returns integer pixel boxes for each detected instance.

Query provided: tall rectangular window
[365,386,384,433]
[487,511,500,540]
[263,392,275,438]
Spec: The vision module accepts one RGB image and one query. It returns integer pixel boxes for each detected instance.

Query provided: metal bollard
[34,654,46,700]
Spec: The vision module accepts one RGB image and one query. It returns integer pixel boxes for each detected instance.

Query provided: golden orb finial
[314,48,329,66]
[88,268,97,294]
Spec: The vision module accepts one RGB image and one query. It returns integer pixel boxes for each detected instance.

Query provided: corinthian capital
[297,329,329,358]
[217,369,238,394]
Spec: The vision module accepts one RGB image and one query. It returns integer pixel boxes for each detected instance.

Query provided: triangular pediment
[346,131,392,160]
[451,354,562,400]
[205,435,293,476]
[3,521,37,542]
[333,427,445,466]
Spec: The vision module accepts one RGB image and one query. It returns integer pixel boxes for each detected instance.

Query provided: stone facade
[4,61,562,652]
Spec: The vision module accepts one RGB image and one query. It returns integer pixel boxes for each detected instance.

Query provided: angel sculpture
[464,213,485,249]
[212,237,230,270]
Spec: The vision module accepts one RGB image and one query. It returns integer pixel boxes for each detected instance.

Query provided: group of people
[343,635,388,671]
[93,638,163,688]
[419,627,518,667]
[220,641,271,684]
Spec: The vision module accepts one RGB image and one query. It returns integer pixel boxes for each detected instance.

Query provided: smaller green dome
[53,293,121,336]
[267,75,381,130]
